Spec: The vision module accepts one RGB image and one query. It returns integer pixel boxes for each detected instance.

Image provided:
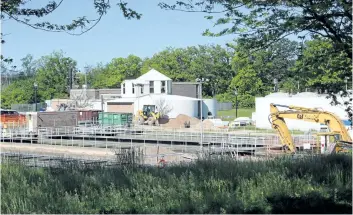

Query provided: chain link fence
[11,103,47,112]
[218,102,233,111]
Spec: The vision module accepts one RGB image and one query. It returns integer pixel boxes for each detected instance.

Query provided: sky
[2,0,236,71]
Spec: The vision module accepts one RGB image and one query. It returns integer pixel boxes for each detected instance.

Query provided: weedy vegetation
[1,154,352,214]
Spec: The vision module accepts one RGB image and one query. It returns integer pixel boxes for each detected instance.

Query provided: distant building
[106,69,218,118]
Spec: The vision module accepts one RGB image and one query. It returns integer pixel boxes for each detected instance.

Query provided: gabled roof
[136,69,171,81]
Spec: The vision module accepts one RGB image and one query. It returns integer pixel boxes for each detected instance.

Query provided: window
[132,84,135,94]
[149,81,154,93]
[161,81,166,93]
[141,86,144,94]
[123,83,125,94]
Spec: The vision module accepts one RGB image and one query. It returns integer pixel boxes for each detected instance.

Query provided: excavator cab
[143,105,156,118]
[136,105,160,126]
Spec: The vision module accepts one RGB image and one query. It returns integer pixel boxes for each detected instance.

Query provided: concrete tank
[203,99,218,118]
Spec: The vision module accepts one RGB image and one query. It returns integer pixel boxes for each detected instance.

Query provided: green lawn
[217,108,255,120]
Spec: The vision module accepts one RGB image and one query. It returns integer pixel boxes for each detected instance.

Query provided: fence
[218,102,233,111]
[11,103,47,112]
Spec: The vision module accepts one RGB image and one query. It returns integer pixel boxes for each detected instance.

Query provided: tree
[141,45,233,97]
[292,38,352,120]
[90,55,142,89]
[1,78,36,108]
[293,38,351,93]
[226,39,299,107]
[160,0,352,58]
[141,47,195,82]
[20,54,38,77]
[35,51,78,100]
[155,98,173,118]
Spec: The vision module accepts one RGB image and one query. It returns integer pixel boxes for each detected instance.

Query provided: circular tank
[203,99,218,118]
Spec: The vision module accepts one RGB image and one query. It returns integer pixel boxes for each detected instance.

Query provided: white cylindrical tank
[136,94,199,118]
[203,99,218,118]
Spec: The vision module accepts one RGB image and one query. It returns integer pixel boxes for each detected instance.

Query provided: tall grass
[1,154,352,214]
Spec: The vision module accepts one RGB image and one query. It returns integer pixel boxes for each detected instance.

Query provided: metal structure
[34,82,38,111]
[234,88,238,118]
[196,77,209,149]
[1,121,322,166]
[269,103,352,153]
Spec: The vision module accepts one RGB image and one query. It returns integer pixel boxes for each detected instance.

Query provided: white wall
[121,80,170,98]
[134,95,198,118]
[91,101,107,112]
[255,95,349,131]
[121,80,135,98]
[203,99,218,118]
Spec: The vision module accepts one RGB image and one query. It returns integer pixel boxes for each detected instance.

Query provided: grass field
[217,108,255,120]
[1,154,352,214]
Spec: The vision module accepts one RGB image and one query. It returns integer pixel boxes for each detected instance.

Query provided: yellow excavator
[136,105,160,126]
[269,103,352,154]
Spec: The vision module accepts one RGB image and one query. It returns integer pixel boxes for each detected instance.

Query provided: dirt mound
[162,114,200,129]
[195,119,216,130]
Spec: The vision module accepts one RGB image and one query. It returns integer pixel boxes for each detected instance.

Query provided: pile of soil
[162,114,200,129]
[195,119,217,130]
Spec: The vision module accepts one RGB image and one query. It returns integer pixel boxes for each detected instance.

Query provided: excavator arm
[269,103,352,153]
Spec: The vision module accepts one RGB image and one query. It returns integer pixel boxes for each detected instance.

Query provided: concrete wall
[36,111,79,128]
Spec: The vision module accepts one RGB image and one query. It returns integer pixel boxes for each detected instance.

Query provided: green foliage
[2,155,352,214]
[226,38,298,107]
[1,78,36,108]
[293,38,352,93]
[36,51,78,100]
[141,45,234,97]
[0,51,77,108]
[160,0,352,58]
[89,55,142,88]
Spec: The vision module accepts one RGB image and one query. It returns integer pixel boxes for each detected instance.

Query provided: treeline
[1,38,351,109]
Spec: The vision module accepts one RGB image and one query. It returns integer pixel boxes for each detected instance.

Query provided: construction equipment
[136,105,160,126]
[269,103,352,154]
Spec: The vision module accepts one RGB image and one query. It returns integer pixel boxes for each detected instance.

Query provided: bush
[1,154,352,214]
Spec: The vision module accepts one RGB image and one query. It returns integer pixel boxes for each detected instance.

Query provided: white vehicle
[229,117,253,127]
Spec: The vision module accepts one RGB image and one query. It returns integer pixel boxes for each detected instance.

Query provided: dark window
[123,83,126,94]
[132,84,135,94]
[161,81,166,93]
[150,81,154,93]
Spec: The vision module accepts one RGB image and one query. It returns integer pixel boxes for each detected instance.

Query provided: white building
[254,92,351,131]
[107,69,218,118]
[121,69,172,98]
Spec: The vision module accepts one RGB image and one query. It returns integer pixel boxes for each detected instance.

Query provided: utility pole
[196,77,209,150]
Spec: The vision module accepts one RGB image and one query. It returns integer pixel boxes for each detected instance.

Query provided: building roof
[136,69,171,81]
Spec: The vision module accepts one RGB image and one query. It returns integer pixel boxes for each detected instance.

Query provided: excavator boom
[269,103,352,153]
